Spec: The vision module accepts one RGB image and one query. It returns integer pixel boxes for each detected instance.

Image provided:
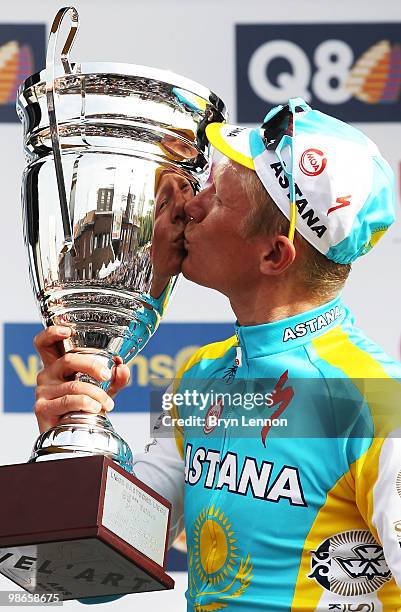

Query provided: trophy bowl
[17,7,226,471]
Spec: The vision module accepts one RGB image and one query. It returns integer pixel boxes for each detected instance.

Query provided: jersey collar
[234,295,347,358]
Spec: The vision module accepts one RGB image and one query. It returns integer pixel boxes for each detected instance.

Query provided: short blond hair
[236,162,351,301]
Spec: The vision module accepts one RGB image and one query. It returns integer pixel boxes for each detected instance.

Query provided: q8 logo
[236,23,401,122]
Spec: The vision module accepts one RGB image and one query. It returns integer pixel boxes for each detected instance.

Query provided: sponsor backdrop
[0,0,400,609]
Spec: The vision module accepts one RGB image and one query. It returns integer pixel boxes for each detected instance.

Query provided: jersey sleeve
[372,433,401,587]
[132,384,185,547]
[353,378,401,588]
[355,432,401,588]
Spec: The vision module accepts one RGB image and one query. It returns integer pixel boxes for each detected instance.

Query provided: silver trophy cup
[17,7,226,472]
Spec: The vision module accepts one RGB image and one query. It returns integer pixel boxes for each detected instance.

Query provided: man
[34,98,401,610]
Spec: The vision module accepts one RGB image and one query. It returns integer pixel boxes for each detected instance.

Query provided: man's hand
[34,326,131,433]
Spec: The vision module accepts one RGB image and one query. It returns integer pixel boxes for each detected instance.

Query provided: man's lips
[173,233,187,250]
[183,225,194,240]
[173,231,185,242]
[183,225,196,250]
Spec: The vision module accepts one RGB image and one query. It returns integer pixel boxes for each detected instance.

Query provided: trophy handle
[45,6,80,251]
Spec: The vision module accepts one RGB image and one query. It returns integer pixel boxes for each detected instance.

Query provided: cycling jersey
[133,295,401,611]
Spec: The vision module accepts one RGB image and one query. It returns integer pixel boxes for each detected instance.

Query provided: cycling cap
[206,98,395,264]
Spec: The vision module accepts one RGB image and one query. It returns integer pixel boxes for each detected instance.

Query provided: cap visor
[206,123,255,170]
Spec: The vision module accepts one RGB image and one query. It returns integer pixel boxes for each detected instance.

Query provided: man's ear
[259,235,296,276]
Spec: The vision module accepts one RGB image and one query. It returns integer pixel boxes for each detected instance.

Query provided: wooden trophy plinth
[0,455,174,600]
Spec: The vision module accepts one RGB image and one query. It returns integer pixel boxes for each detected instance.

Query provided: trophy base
[0,456,174,600]
[29,412,134,473]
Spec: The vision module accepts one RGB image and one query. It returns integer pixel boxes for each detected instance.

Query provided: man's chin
[181,256,195,281]
[181,256,204,285]
[181,257,216,291]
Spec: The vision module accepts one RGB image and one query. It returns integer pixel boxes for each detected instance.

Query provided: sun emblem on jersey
[188,505,253,611]
[309,530,392,597]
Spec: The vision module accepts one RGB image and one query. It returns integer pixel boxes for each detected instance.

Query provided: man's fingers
[108,364,131,398]
[38,353,112,384]
[34,326,72,367]
[37,380,114,412]
[35,394,103,432]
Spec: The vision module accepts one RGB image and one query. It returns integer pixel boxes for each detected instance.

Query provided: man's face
[182,160,264,296]
[151,171,194,295]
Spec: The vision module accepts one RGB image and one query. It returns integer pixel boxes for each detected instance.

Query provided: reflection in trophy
[151,170,195,296]
[16,6,226,471]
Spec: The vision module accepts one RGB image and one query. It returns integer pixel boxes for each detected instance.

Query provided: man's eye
[157,199,168,211]
[180,182,192,192]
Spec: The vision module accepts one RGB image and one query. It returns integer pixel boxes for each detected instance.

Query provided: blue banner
[3,322,233,413]
[0,24,45,122]
[167,545,187,572]
[236,23,401,123]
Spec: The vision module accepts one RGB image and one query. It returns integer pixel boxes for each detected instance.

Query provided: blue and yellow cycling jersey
[133,295,401,611]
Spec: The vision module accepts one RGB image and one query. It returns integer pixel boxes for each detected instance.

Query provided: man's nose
[184,190,208,223]
[170,186,188,222]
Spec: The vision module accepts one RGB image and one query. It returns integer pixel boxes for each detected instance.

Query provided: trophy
[0,6,226,600]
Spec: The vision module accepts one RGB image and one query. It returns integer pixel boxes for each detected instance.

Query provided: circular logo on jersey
[299,148,327,176]
[204,399,223,434]
[188,506,253,607]
[309,530,391,596]
[396,470,401,498]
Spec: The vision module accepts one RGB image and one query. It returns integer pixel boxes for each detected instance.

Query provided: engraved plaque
[102,467,169,566]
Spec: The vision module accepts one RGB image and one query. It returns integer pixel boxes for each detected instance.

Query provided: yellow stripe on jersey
[291,326,401,608]
[311,325,401,437]
[171,335,237,458]
[291,468,371,609]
